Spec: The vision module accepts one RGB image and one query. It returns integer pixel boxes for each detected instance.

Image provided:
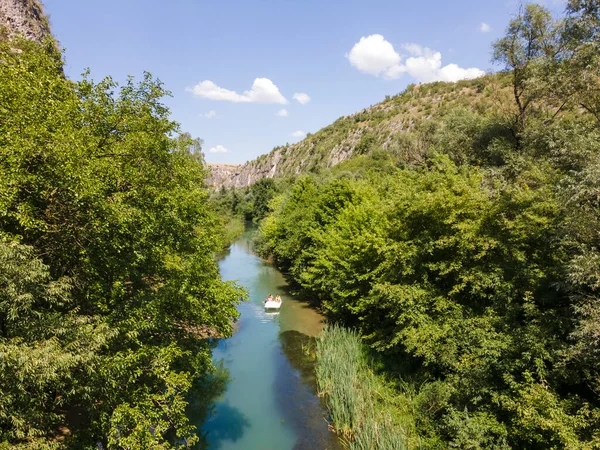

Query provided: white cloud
[202,110,217,119]
[480,22,491,32]
[293,93,311,105]
[208,145,229,153]
[346,34,405,79]
[401,43,425,57]
[276,109,289,117]
[403,44,485,82]
[438,63,485,83]
[291,130,306,138]
[187,78,288,104]
[347,35,485,83]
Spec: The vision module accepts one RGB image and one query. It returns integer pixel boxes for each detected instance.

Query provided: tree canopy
[0,38,244,448]
[256,1,600,447]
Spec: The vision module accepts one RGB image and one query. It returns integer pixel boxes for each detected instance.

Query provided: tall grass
[315,325,409,449]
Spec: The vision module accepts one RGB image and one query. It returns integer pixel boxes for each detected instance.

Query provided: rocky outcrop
[0,0,50,42]
[208,77,494,189]
[208,145,306,189]
[206,163,242,188]
[207,159,283,188]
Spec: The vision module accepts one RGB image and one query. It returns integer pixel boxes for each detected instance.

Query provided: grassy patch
[315,325,419,449]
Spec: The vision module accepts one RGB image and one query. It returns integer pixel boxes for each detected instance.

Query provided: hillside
[249,3,600,446]
[209,74,513,188]
[0,0,50,42]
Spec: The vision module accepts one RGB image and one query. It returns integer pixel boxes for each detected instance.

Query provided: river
[189,230,341,450]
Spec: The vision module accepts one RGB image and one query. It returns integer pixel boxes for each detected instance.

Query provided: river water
[190,230,341,450]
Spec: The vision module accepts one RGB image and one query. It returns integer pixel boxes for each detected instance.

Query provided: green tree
[250,178,277,220]
[560,0,600,125]
[0,38,244,448]
[258,155,600,446]
[492,4,559,149]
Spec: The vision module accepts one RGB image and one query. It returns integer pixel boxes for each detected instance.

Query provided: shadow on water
[276,330,341,450]
[233,228,256,255]
[197,403,251,450]
[279,330,319,390]
[186,361,250,449]
[216,246,233,260]
[273,270,325,310]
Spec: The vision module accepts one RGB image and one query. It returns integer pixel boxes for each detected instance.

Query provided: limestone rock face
[207,77,494,189]
[206,164,242,188]
[0,0,50,42]
[207,147,289,189]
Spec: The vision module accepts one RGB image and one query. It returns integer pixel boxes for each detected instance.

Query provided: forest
[0,37,244,448]
[3,0,600,448]
[213,2,600,448]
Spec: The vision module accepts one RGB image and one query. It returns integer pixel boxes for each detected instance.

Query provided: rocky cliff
[209,75,503,189]
[0,0,50,42]
[206,163,242,188]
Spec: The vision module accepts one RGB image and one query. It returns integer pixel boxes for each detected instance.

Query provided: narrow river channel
[191,229,341,450]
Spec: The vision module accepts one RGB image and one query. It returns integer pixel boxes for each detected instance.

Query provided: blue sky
[43,0,566,164]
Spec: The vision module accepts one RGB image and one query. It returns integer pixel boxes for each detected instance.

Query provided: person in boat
[265,294,273,304]
[275,295,281,303]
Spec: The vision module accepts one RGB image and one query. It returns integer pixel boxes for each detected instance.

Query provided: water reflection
[186,362,238,449]
[277,331,340,450]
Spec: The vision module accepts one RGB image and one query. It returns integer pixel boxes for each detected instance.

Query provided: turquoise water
[194,231,340,450]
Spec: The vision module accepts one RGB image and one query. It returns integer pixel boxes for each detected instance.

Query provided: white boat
[264,299,282,309]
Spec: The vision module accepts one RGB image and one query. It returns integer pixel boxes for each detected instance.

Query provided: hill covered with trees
[209,76,502,188]
[210,0,598,191]
[241,2,600,448]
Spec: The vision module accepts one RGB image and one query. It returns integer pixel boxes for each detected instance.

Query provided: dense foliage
[210,177,287,223]
[0,39,244,448]
[257,2,600,448]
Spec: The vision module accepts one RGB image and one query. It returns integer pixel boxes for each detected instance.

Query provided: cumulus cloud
[276,109,289,117]
[202,110,217,118]
[291,130,306,138]
[347,34,405,79]
[480,22,491,32]
[187,78,288,104]
[403,45,485,83]
[293,93,311,105]
[208,145,228,153]
[401,43,425,57]
[347,35,485,83]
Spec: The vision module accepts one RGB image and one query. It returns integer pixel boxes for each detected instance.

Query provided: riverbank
[217,215,245,250]
[316,325,420,449]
